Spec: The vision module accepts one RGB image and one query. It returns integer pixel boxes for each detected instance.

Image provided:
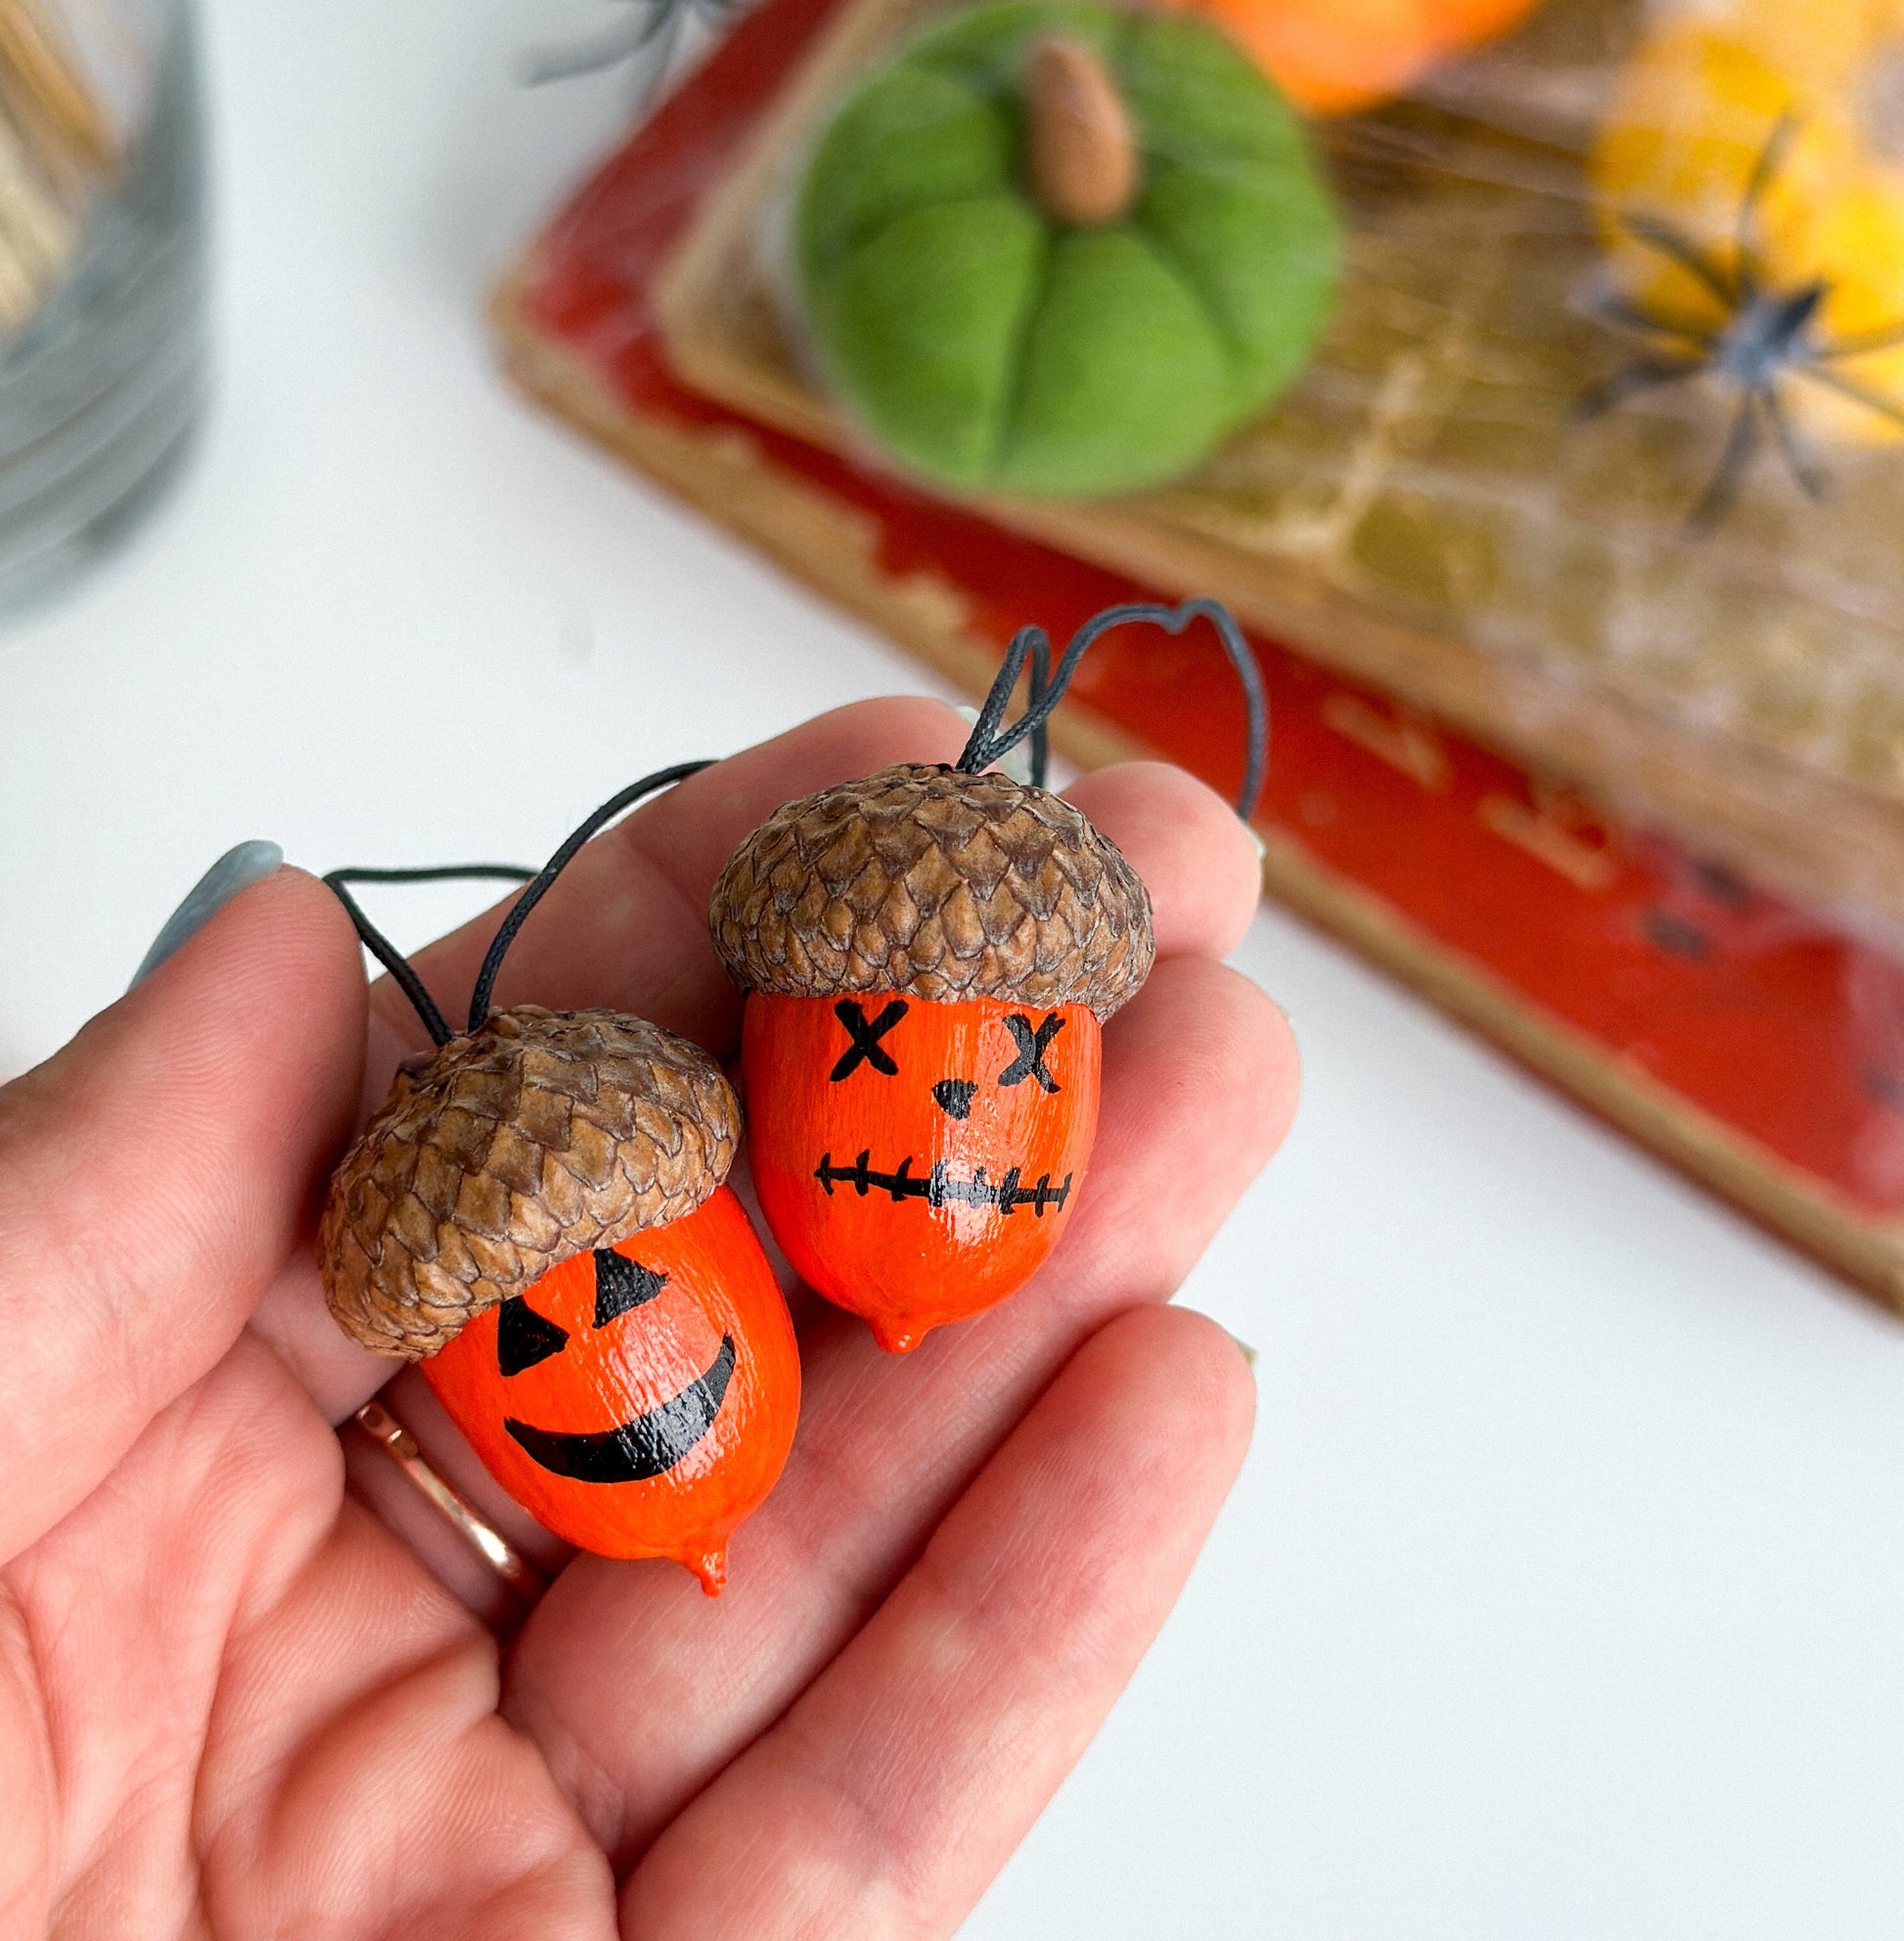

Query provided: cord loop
[955,599,1267,819]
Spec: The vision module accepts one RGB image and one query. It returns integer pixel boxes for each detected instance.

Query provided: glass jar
[0,0,204,612]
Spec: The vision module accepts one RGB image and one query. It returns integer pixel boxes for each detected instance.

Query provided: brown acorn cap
[707,763,1155,1020]
[321,1006,740,1359]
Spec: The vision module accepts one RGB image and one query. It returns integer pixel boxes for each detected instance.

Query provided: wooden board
[492,0,1904,1309]
[652,0,1904,940]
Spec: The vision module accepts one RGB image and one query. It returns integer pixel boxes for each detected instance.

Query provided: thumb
[0,866,364,1563]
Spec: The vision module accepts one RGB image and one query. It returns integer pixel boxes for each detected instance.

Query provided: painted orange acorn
[318,769,799,1595]
[707,601,1266,1354]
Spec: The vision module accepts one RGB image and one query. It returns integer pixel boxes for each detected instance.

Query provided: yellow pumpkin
[1590,0,1904,453]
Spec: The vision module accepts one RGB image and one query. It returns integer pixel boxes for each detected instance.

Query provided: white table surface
[7,2,1904,1934]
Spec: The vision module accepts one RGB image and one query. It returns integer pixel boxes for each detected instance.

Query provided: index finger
[0,870,364,1562]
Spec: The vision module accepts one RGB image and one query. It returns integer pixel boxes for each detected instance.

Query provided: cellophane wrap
[663,0,1904,937]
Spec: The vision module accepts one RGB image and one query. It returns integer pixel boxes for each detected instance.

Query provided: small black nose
[931,1078,977,1120]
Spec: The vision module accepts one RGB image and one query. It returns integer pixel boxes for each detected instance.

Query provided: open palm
[0,700,1296,1939]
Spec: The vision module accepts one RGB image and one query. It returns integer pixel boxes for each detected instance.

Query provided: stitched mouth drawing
[813,1151,1073,1216]
[505,1331,737,1483]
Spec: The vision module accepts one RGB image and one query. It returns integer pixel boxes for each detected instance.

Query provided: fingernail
[130,840,283,989]
[1227,1332,1259,1371]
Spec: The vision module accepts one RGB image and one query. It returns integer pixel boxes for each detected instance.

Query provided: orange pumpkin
[708,763,1154,1356]
[320,773,813,1595]
[322,1004,801,1595]
[743,994,1102,1352]
[422,1189,798,1593]
[1152,0,1542,114]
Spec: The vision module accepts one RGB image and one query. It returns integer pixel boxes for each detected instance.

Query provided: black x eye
[497,1296,569,1377]
[998,1012,1064,1094]
[831,998,909,1081]
[593,1248,667,1327]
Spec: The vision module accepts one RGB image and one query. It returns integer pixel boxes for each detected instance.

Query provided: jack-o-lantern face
[741,992,1102,1352]
[422,1186,800,1593]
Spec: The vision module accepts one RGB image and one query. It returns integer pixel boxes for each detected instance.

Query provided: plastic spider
[1581,115,1904,529]
[521,0,749,108]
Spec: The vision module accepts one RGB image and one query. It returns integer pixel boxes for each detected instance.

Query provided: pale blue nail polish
[130,840,283,989]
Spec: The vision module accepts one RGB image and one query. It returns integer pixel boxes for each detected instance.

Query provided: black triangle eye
[497,1296,569,1377]
[593,1248,668,1328]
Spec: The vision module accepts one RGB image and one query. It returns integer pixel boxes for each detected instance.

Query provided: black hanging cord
[324,768,712,1048]
[324,866,537,1049]
[329,604,1259,1047]
[465,759,715,1033]
[956,599,1268,819]
[1024,625,1052,794]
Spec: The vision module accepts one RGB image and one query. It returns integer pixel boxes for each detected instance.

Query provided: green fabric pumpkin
[794,0,1340,498]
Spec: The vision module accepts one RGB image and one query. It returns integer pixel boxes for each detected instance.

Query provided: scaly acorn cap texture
[321,1006,740,1359]
[707,762,1155,1020]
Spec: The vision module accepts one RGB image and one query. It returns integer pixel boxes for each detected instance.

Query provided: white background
[5,2,1904,1934]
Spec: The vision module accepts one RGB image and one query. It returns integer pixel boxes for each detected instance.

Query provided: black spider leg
[1736,112,1800,296]
[1760,383,1828,502]
[521,0,741,106]
[1619,209,1740,311]
[521,0,677,85]
[1573,285,1716,424]
[1688,389,1765,533]
[323,864,537,1050]
[1588,291,1719,353]
[1701,115,1830,519]
[1577,214,1738,423]
[627,0,689,109]
[1817,318,1904,361]
[1574,355,1706,423]
[1794,362,1904,432]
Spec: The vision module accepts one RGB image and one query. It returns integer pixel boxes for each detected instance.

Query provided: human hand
[0,700,1297,1938]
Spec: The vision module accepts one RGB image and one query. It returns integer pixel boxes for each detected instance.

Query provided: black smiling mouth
[504,1332,737,1483]
[814,1151,1072,1216]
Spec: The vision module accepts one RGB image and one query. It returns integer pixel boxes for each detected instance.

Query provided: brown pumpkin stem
[1026,34,1139,225]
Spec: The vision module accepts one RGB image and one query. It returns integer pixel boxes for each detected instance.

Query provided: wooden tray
[493,0,1904,1308]
[652,0,1904,940]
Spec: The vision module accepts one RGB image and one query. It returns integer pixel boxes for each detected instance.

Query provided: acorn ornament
[320,771,800,1596]
[709,600,1266,1353]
